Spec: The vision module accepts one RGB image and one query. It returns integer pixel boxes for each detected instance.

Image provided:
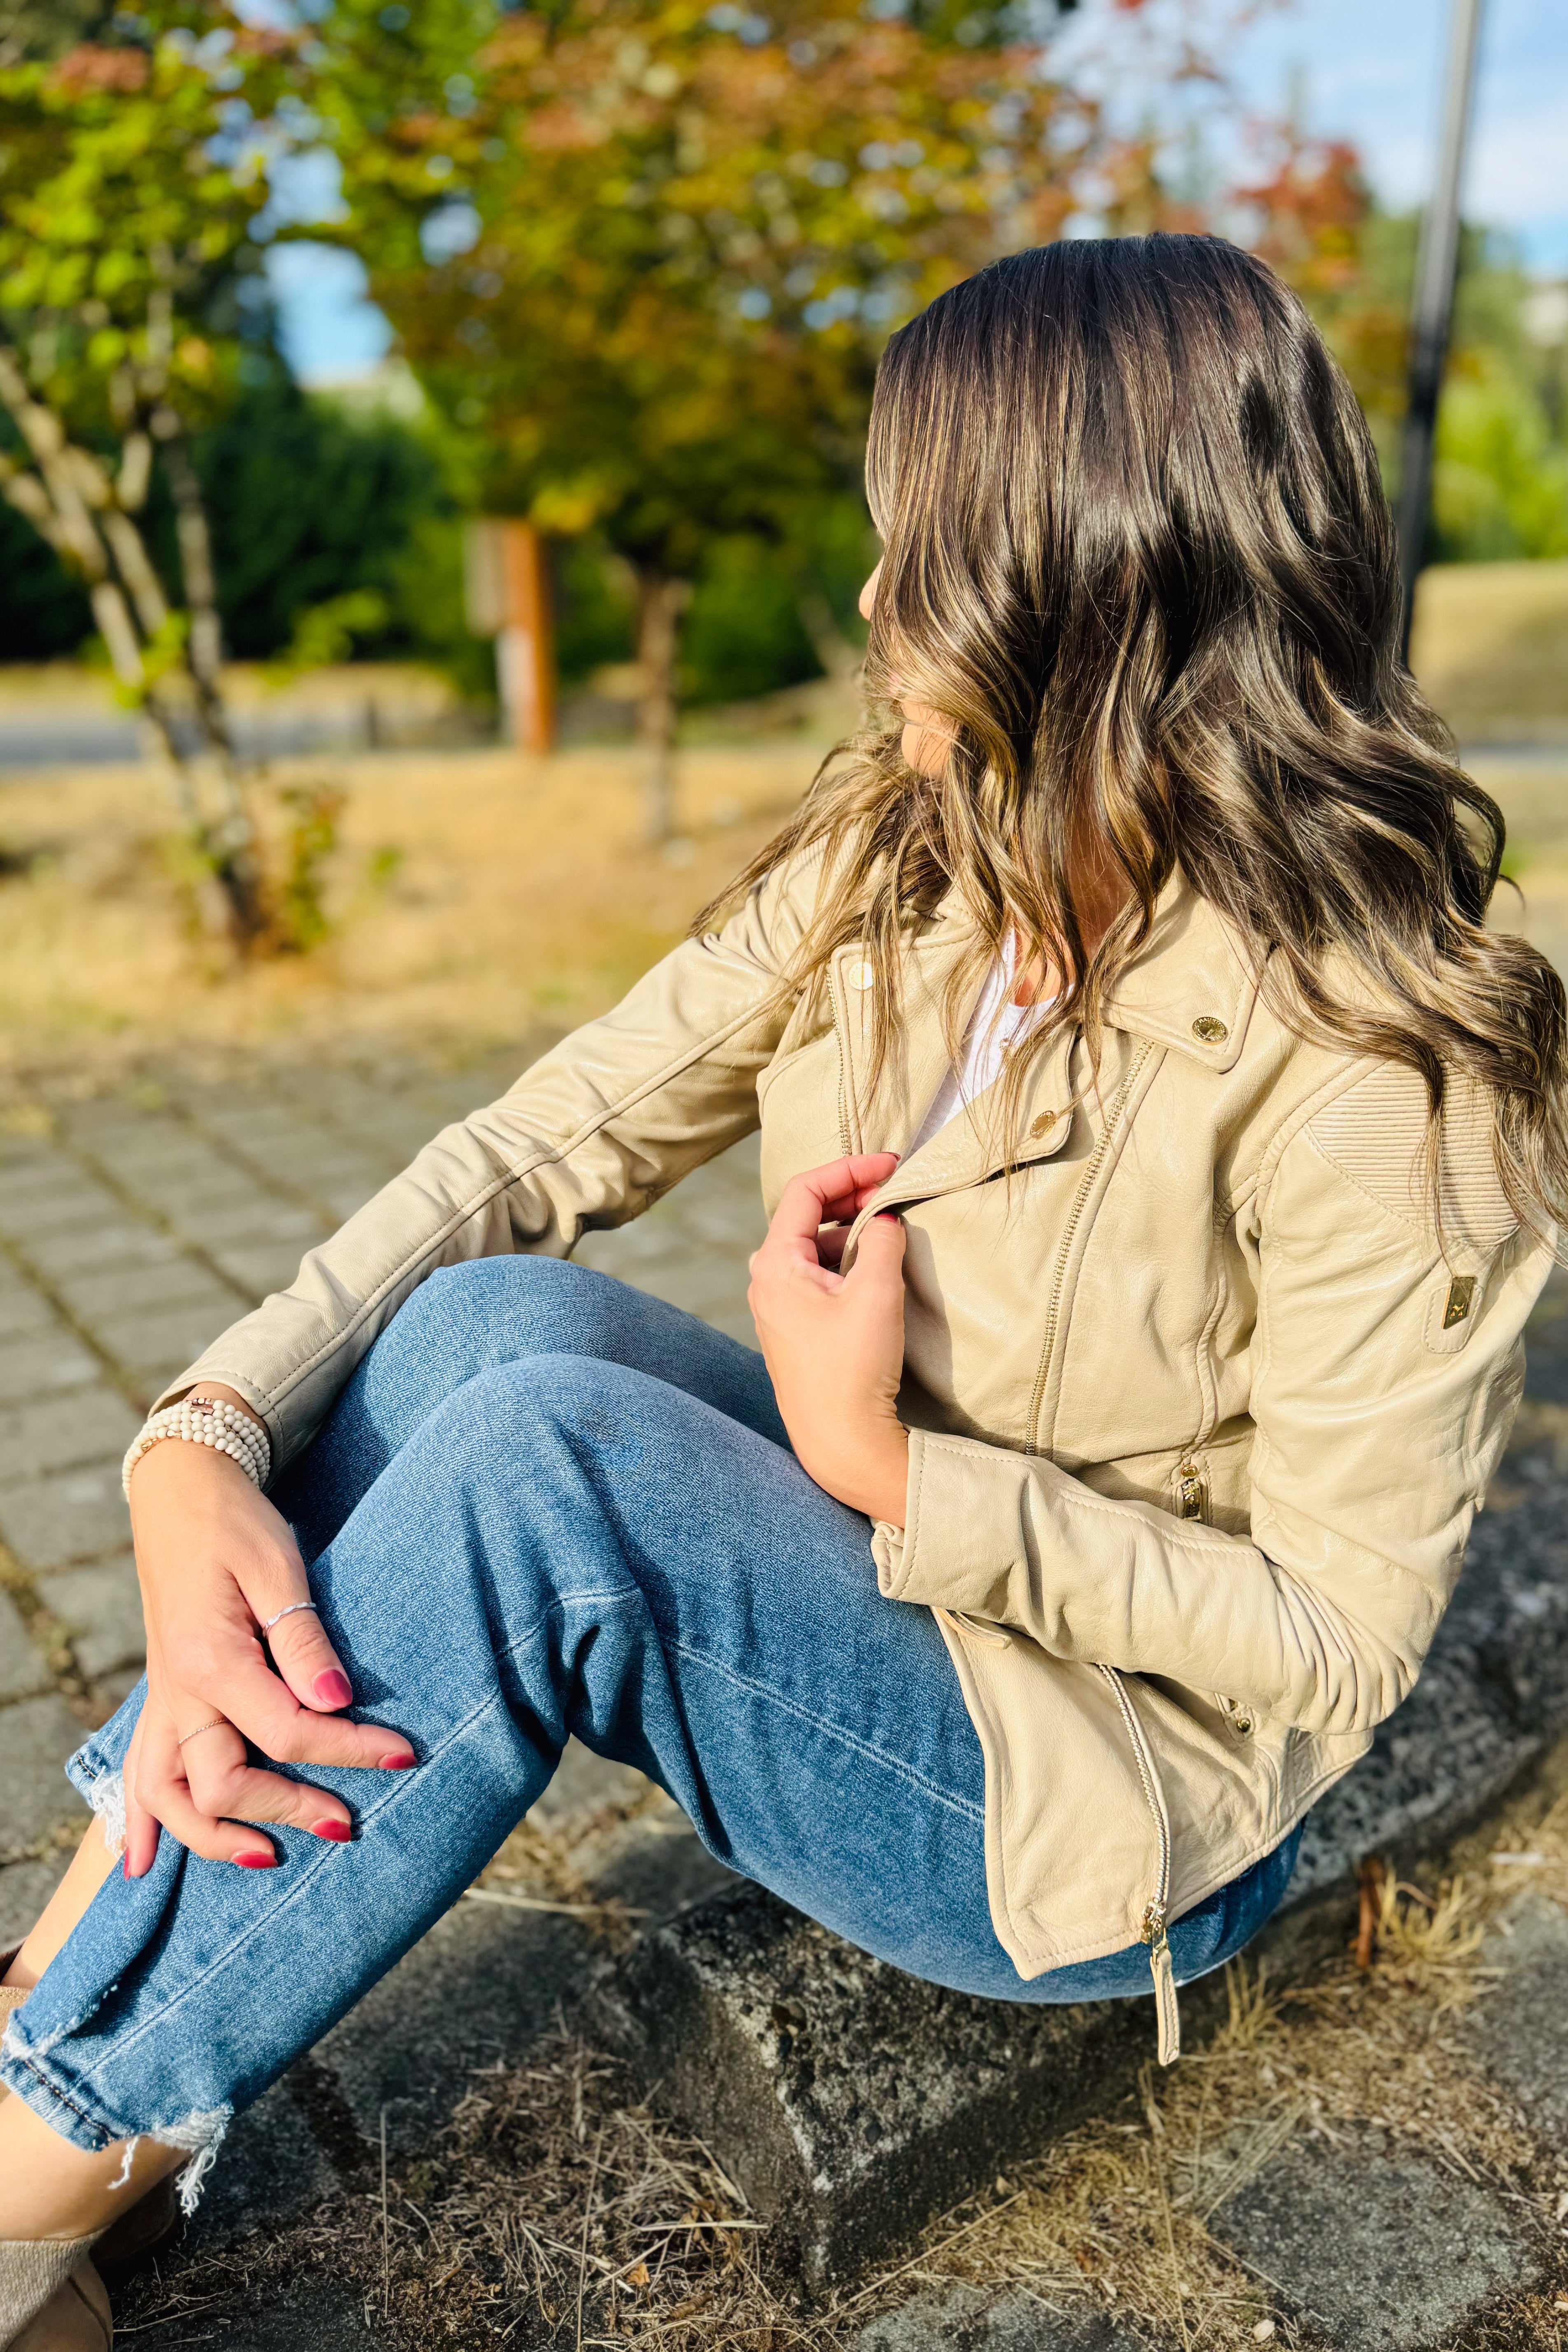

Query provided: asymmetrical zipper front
[836,961,1180,2058]
[1097,1665,1181,2064]
[1026,1042,1155,1453]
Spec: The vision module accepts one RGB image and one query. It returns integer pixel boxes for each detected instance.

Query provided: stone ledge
[588,1485,1568,2290]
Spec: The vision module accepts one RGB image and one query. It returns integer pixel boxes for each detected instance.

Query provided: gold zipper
[1097,1663,1180,2065]
[831,960,854,1155]
[1027,1042,1155,1453]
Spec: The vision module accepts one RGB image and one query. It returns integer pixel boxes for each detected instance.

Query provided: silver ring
[260,1599,319,1636]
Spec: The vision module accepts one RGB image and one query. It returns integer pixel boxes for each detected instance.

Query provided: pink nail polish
[315,1669,352,1709]
[235,1849,277,1869]
[312,1818,351,1842]
[122,1854,132,1880]
[377,1750,415,1771]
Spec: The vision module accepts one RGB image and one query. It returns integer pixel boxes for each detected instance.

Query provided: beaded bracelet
[122,1395,273,1500]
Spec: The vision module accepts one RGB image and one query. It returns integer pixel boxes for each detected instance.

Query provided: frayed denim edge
[0,2012,231,2210]
[66,1738,127,1858]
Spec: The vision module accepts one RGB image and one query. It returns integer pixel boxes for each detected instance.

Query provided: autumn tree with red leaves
[314,0,1192,835]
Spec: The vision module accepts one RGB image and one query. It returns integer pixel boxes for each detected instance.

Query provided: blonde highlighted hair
[700,233,1568,1238]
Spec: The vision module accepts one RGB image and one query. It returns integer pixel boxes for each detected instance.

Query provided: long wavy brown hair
[700,233,1568,1237]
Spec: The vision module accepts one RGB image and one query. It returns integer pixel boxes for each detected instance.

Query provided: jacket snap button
[1192,1015,1228,1044]
[1029,1112,1054,1139]
[846,961,874,992]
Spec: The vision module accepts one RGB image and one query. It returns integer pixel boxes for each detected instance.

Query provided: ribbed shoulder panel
[1307,1063,1516,1256]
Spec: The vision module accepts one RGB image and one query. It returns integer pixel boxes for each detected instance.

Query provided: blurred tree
[0,0,114,68]
[0,3,306,938]
[313,0,1183,835]
[189,371,451,655]
[1243,132,1568,566]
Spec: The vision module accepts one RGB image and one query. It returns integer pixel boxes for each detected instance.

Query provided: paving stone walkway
[6,1059,1568,2350]
[0,1051,766,1942]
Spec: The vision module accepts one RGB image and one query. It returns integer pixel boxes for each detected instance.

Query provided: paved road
[0,1053,765,1941]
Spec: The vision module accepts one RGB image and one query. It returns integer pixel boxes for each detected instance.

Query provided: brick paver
[0,1056,765,1902]
[10,1058,1568,2352]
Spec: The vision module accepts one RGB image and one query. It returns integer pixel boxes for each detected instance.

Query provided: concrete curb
[588,1485,1568,2288]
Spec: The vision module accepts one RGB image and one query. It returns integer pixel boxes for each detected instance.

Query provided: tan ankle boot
[2,1957,177,2294]
[5,2257,111,2352]
[0,2243,110,2352]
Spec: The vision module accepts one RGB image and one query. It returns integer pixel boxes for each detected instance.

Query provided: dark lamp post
[1397,0,1486,666]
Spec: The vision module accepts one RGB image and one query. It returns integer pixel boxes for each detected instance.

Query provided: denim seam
[496,1596,984,1823]
[1,2049,118,2147]
[665,1636,986,1823]
[48,1682,519,2078]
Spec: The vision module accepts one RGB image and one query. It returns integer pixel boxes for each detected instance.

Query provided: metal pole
[1397,0,1485,664]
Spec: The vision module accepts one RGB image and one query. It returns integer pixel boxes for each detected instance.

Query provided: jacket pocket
[934,1606,1010,1650]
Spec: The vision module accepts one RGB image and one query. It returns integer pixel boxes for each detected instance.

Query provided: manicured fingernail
[312,1818,351,1842]
[235,1849,277,1869]
[377,1750,415,1771]
[122,1854,132,1879]
[315,1669,352,1708]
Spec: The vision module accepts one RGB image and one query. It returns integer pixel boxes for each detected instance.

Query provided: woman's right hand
[123,1390,414,1876]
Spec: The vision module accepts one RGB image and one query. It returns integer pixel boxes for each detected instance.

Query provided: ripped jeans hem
[0,2030,230,2211]
[67,1745,127,1860]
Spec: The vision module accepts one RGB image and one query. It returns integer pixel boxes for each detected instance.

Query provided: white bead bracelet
[123,1395,273,1500]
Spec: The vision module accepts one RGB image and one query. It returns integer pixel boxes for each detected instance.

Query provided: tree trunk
[0,335,262,946]
[635,570,691,847]
[152,410,264,943]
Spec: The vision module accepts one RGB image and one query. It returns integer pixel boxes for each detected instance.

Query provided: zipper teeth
[831,966,853,1155]
[1027,1042,1154,1453]
[1097,1663,1173,1924]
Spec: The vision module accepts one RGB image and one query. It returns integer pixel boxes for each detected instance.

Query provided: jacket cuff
[875,1424,1035,1610]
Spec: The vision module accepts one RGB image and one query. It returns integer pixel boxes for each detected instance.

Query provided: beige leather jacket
[164,858,1550,2053]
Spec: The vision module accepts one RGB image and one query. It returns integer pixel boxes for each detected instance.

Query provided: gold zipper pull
[1142,1904,1181,2066]
[1174,1459,1207,1522]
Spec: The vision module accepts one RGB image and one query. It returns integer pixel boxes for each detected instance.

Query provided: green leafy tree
[312,0,1172,835]
[0,5,308,936]
[1243,133,1568,565]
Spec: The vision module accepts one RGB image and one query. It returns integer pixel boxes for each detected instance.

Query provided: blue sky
[269,0,1568,384]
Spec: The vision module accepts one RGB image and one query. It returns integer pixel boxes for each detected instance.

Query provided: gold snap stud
[1192,1015,1228,1044]
[846,960,875,992]
[1029,1112,1053,1139]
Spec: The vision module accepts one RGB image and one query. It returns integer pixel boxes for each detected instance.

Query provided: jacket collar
[923,867,1264,1076]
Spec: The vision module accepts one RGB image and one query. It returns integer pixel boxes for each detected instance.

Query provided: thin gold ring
[177,1717,228,1748]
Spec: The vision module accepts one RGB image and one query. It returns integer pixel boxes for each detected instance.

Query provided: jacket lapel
[833,870,1262,1236]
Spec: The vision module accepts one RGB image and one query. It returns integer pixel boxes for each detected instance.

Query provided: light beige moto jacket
[163,858,1552,2054]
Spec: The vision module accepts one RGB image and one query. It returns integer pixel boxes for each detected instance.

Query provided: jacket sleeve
[155,859,815,1476]
[873,1066,1552,1737]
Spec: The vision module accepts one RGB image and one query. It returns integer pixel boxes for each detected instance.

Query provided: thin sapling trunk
[635,570,691,847]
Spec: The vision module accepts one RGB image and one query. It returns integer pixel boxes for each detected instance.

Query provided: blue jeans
[2,1260,1301,2163]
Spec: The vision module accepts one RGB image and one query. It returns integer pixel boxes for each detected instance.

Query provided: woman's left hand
[748,1153,911,1526]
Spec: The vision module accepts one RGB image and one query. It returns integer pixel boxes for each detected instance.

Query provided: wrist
[124,1390,271,1502]
[187,1383,266,1434]
[805,1421,910,1527]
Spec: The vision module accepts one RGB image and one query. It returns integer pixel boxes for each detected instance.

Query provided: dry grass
[112,1765,1568,2352]
[1411,562,1568,742]
[0,740,817,1092]
[0,626,1563,1104]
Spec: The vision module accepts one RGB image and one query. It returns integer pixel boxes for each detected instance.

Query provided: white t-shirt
[906,934,1054,1157]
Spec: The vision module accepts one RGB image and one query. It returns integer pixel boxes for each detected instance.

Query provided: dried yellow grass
[0,741,814,1088]
[112,1752,1568,2352]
